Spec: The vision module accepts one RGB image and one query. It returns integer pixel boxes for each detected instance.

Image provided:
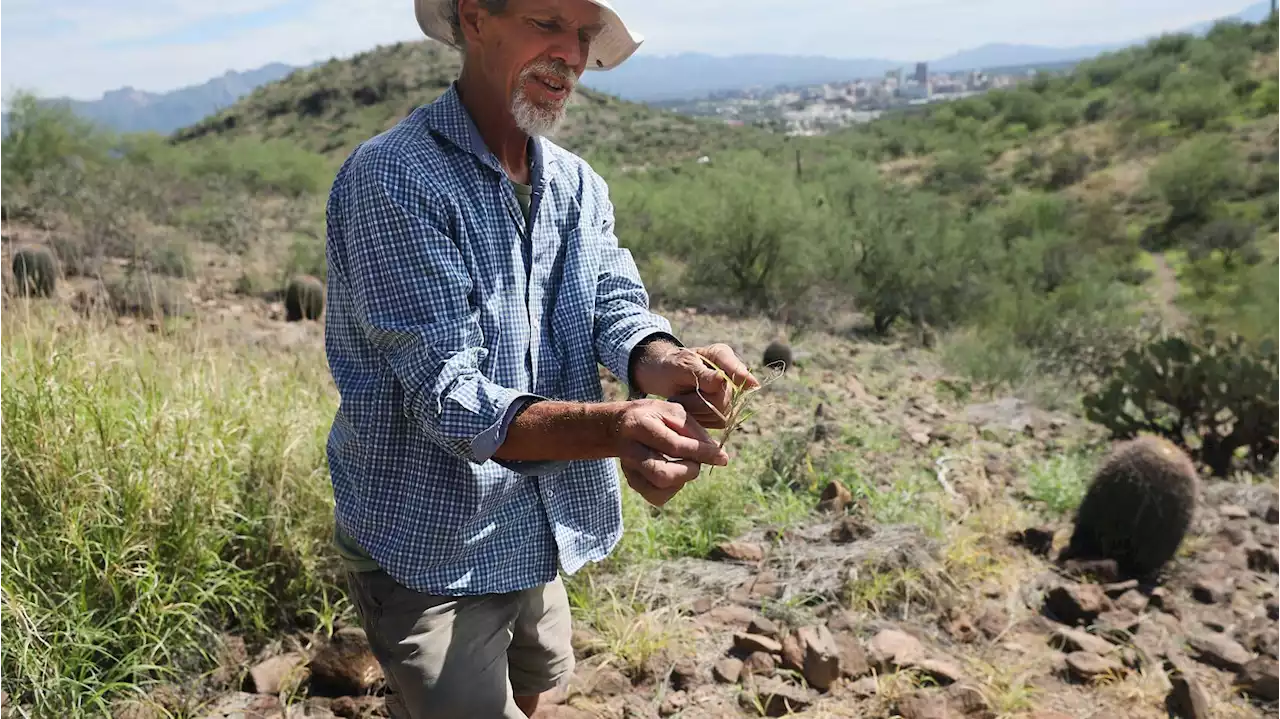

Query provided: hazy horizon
[1,0,1258,101]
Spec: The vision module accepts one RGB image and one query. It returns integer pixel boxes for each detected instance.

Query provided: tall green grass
[1,306,343,717]
[0,306,825,714]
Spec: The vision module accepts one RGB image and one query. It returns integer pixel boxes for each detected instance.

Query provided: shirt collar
[421,82,555,188]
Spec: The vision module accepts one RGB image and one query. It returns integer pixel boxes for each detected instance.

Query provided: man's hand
[633,342,761,429]
[613,398,728,507]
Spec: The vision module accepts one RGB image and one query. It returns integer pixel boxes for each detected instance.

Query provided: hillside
[0,13,1277,719]
[172,39,770,166]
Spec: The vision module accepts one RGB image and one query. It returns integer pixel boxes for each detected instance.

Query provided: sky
[0,0,1259,101]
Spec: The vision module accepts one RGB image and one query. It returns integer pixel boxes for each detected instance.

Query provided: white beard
[511,63,574,137]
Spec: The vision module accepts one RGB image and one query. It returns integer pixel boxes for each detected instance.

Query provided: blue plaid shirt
[323,84,675,596]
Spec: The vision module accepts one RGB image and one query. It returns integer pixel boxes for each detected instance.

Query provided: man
[322,0,759,717]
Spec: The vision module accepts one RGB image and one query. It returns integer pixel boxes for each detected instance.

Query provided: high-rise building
[914,62,928,85]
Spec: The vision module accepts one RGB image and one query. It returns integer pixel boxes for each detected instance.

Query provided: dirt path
[1149,252,1189,330]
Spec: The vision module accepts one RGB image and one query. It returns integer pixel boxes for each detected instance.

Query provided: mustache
[522,59,577,89]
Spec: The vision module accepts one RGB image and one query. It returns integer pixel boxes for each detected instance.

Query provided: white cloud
[0,0,1259,100]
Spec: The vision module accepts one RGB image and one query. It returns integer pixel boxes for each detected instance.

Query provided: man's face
[465,0,603,136]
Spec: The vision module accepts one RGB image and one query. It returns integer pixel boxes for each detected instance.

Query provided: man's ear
[457,0,484,45]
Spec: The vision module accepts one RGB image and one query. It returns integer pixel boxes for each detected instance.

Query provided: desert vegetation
[1,13,1276,719]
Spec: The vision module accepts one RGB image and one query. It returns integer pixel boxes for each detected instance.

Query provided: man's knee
[347,570,521,718]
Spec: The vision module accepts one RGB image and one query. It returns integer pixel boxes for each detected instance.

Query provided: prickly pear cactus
[1082,330,1278,477]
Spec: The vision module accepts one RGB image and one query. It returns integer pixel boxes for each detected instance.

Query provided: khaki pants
[345,570,575,719]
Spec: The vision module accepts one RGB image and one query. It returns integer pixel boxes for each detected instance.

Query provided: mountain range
[9,1,1270,135]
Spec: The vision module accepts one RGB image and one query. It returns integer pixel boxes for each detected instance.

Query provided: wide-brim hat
[415,0,643,71]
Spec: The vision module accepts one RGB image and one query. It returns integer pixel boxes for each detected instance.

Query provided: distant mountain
[4,63,301,136]
[581,53,901,102]
[929,43,1123,73]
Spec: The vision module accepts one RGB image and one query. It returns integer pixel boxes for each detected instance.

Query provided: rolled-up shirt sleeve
[591,187,677,390]
[332,146,544,467]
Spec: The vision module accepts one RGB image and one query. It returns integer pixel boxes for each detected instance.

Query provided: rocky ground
[3,234,1277,718]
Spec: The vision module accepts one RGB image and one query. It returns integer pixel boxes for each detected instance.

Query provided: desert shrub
[104,274,191,319]
[924,149,987,194]
[1147,135,1243,233]
[1188,219,1257,266]
[0,91,113,192]
[1082,330,1278,477]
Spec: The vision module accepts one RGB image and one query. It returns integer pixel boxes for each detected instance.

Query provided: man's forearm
[491,400,624,463]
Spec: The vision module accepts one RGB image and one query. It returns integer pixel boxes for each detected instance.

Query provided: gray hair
[446,0,510,46]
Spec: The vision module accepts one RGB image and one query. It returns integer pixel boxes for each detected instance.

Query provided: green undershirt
[333,179,536,574]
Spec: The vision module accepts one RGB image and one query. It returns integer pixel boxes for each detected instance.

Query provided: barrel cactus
[1064,435,1199,579]
[285,274,324,321]
[12,245,57,298]
[763,341,793,371]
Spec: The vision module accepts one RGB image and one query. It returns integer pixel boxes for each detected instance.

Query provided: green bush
[1147,135,1243,231]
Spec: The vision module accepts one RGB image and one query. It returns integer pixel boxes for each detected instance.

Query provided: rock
[867,628,925,669]
[975,603,1009,639]
[897,691,951,719]
[1065,652,1126,683]
[742,572,783,600]
[1101,580,1138,597]
[571,628,606,657]
[1247,626,1279,659]
[1092,609,1141,640]
[743,677,814,717]
[713,657,743,684]
[1060,558,1121,584]
[834,632,870,678]
[1268,597,1279,621]
[583,666,631,697]
[916,658,966,685]
[706,604,757,628]
[1223,524,1252,546]
[747,616,780,639]
[1192,578,1231,604]
[1043,584,1109,626]
[689,597,712,615]
[658,691,687,717]
[769,633,801,675]
[1221,504,1251,520]
[742,650,777,678]
[1237,657,1279,701]
[198,692,284,719]
[1115,589,1149,614]
[831,515,874,543]
[670,659,702,692]
[212,635,250,687]
[1028,713,1074,719]
[622,695,659,719]
[797,625,840,691]
[848,676,878,698]
[1247,546,1279,573]
[328,696,383,719]
[1187,633,1251,672]
[1051,627,1118,656]
[531,708,594,719]
[817,480,852,513]
[733,632,782,655]
[244,653,307,695]
[946,683,995,719]
[710,541,765,563]
[308,628,383,696]
[1166,659,1211,719]
[946,612,981,644]
[1010,527,1055,557]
